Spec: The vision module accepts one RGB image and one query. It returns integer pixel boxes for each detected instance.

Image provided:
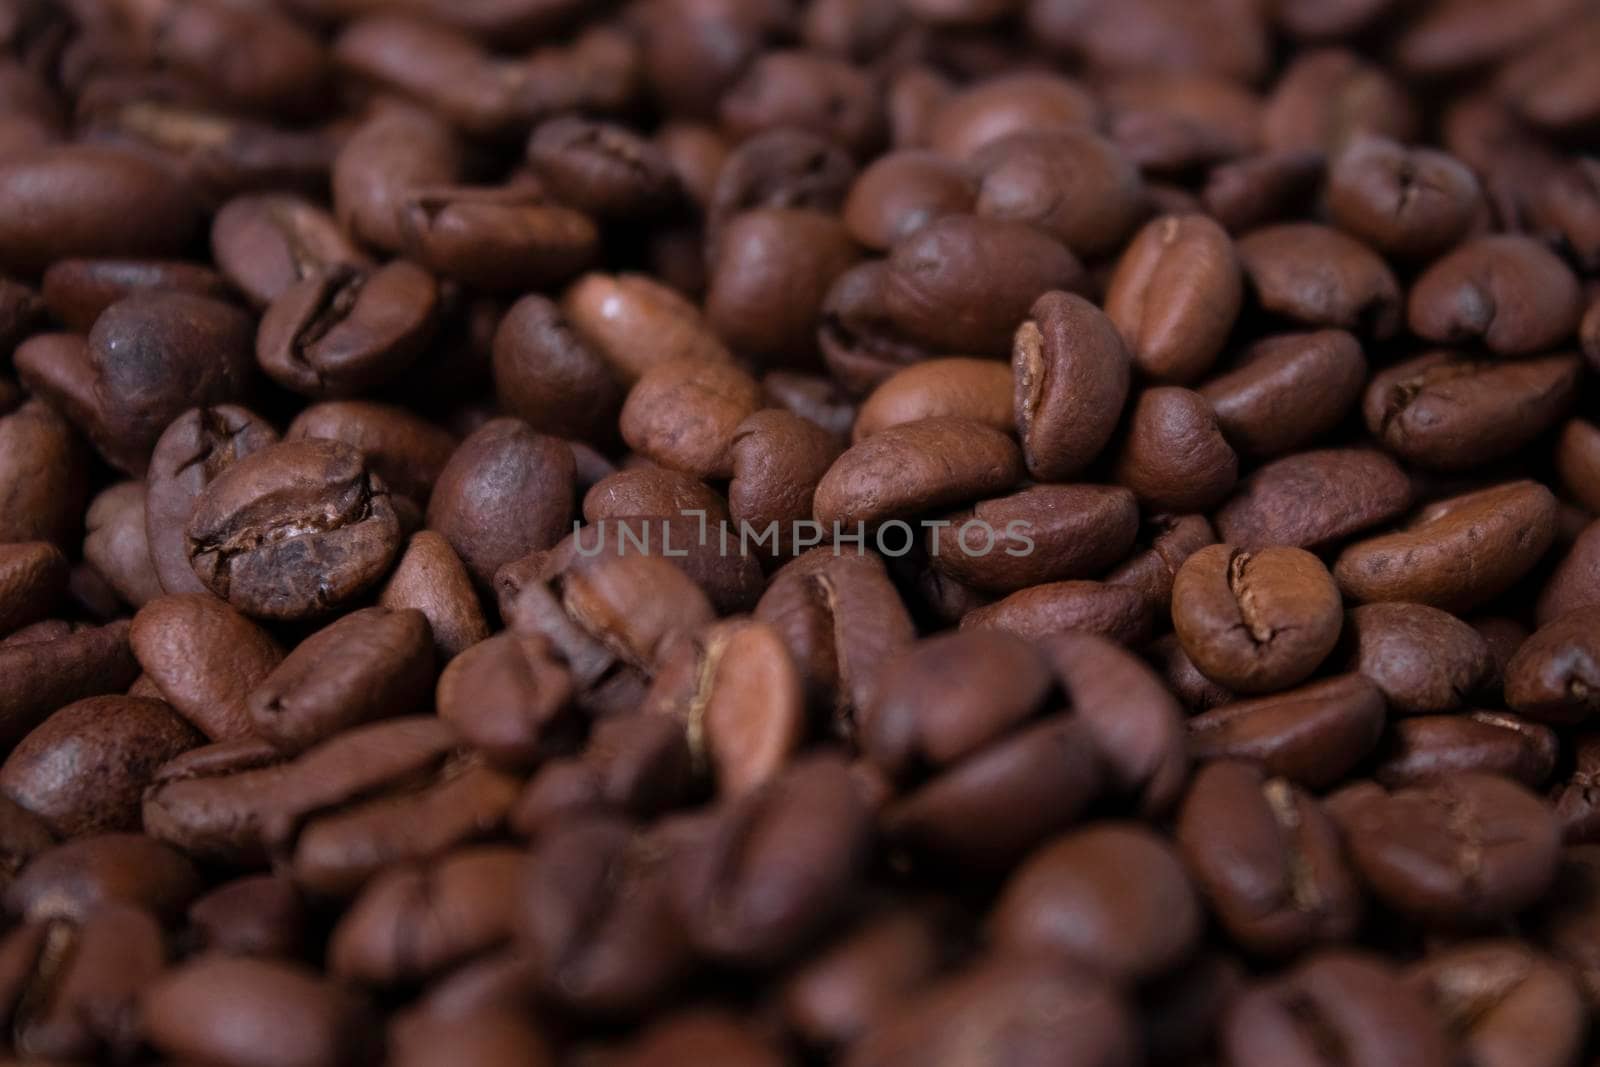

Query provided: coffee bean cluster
[1,0,1600,1064]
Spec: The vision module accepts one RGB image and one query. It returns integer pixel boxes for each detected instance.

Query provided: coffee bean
[491,293,624,442]
[1199,330,1368,458]
[1172,544,1343,693]
[927,72,1098,160]
[1104,74,1262,173]
[1224,952,1450,1067]
[1014,291,1131,481]
[131,594,284,741]
[1374,712,1558,789]
[436,632,574,770]
[378,531,489,662]
[1343,602,1493,714]
[82,481,163,609]
[1407,940,1586,1067]
[853,358,1012,443]
[1506,607,1600,725]
[41,257,232,332]
[707,127,856,243]
[1239,222,1401,335]
[7,833,200,925]
[1334,480,1557,612]
[1217,448,1413,551]
[563,272,732,386]
[814,416,1022,528]
[961,579,1153,646]
[0,542,65,637]
[1408,235,1582,356]
[930,484,1138,593]
[527,116,679,220]
[1189,674,1387,789]
[187,874,307,959]
[972,128,1144,256]
[1340,773,1561,925]
[1106,512,1217,614]
[0,397,88,547]
[1105,214,1242,383]
[0,621,140,751]
[1538,518,1600,624]
[1177,761,1362,955]
[1113,387,1239,513]
[333,104,463,254]
[187,439,402,620]
[620,358,763,479]
[1328,135,1481,259]
[1202,149,1325,233]
[210,194,370,309]
[284,400,457,510]
[1364,350,1580,471]
[842,150,974,251]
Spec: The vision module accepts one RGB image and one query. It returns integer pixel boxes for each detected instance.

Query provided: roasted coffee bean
[1335,481,1558,612]
[389,1009,553,1067]
[1014,291,1131,481]
[1189,674,1387,789]
[1149,632,1234,712]
[1407,940,1586,1067]
[41,257,231,332]
[853,358,1012,442]
[1239,222,1401,336]
[188,439,402,620]
[248,608,435,753]
[1112,387,1238,513]
[1200,330,1367,458]
[842,150,975,251]
[1343,602,1493,714]
[961,579,1153,646]
[527,116,679,220]
[727,409,843,556]
[7,833,201,925]
[1538,518,1600,624]
[284,400,457,509]
[1223,952,1450,1067]
[930,484,1138,593]
[426,419,574,590]
[0,397,88,547]
[1327,135,1480,259]
[972,128,1144,257]
[620,358,763,479]
[0,621,140,751]
[397,183,599,293]
[1505,607,1600,725]
[845,952,1135,1067]
[1408,235,1583,356]
[1105,214,1241,384]
[1217,448,1413,552]
[1202,149,1325,234]
[883,215,1083,357]
[1264,50,1418,153]
[1106,512,1216,614]
[992,823,1200,982]
[378,531,490,662]
[436,632,574,770]
[1339,773,1561,925]
[927,72,1099,160]
[563,272,732,386]
[187,874,307,959]
[210,194,369,309]
[1557,418,1600,512]
[82,481,163,609]
[1374,712,1558,789]
[814,416,1022,528]
[145,405,280,597]
[707,127,856,243]
[1363,351,1580,472]
[0,541,65,637]
[1177,761,1362,956]
[491,293,624,442]
[143,956,375,1067]
[0,146,201,275]
[1172,544,1343,694]
[131,594,284,741]
[512,713,697,836]
[818,260,949,394]
[333,104,463,254]
[583,468,729,526]
[257,262,441,398]
[1103,73,1262,173]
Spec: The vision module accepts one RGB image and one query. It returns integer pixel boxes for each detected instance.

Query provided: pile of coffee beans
[4,0,1600,1063]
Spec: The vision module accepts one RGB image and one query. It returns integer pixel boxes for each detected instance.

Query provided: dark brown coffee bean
[82,292,258,476]
[1,694,199,837]
[1199,330,1368,458]
[1334,480,1558,612]
[210,194,369,309]
[1407,940,1586,1067]
[1217,448,1413,551]
[378,531,489,662]
[143,956,375,1067]
[992,823,1200,982]
[583,468,729,527]
[707,127,856,243]
[187,874,306,959]
[1105,214,1241,384]
[1263,50,1419,154]
[257,262,441,398]
[284,400,457,509]
[1557,419,1600,512]
[1339,773,1561,924]
[1407,235,1583,356]
[930,484,1138,594]
[82,481,162,609]
[491,293,624,442]
[720,49,883,158]
[1343,602,1493,714]
[399,183,599,293]
[1106,513,1217,615]
[188,439,402,621]
[620,358,763,479]
[563,272,732,386]
[1534,844,1600,1007]
[249,607,434,754]
[667,756,871,966]
[1224,952,1450,1067]
[0,146,201,275]
[131,594,284,741]
[972,128,1144,257]
[813,416,1022,528]
[41,257,231,332]
[1505,607,1600,725]
[727,409,843,557]
[7,833,200,925]
[0,542,65,637]
[1364,351,1580,471]
[389,1009,553,1067]
[845,952,1135,1067]
[1189,674,1386,789]
[1172,544,1343,694]
[853,358,1012,442]
[1327,135,1480,259]
[1103,74,1262,173]
[527,116,679,219]
[707,208,860,366]
[842,150,974,252]
[0,621,139,752]
[145,405,280,597]
[1538,518,1600,625]
[1177,761,1362,956]
[333,104,463,254]
[884,215,1083,357]
[818,261,946,395]
[1239,222,1401,336]
[1201,149,1325,233]
[330,846,522,986]
[1014,291,1131,481]
[962,580,1153,646]
[1112,387,1238,513]
[927,72,1099,160]
[0,398,88,547]
[1374,712,1558,789]
[435,632,574,770]
[512,713,697,837]
[1148,632,1234,712]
